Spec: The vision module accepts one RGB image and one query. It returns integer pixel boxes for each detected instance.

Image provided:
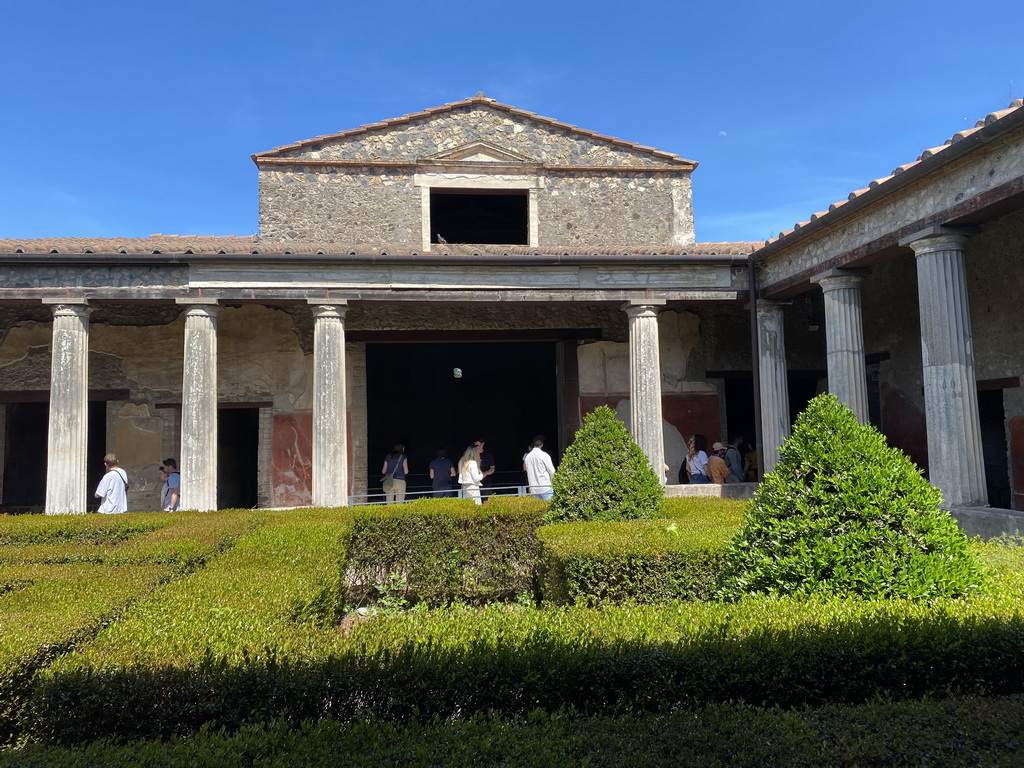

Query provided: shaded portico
[752,100,1024,532]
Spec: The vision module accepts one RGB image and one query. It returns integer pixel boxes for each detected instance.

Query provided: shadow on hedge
[27,609,1024,745]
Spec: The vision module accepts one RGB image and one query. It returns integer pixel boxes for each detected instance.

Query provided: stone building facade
[1,94,1023,534]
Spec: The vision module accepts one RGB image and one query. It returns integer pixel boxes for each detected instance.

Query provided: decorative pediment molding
[421,141,534,165]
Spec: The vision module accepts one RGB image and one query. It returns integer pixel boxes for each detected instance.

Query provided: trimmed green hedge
[24,540,1024,743]
[0,563,170,744]
[537,498,745,605]
[6,695,1024,767]
[344,496,546,606]
[548,405,663,523]
[0,510,263,567]
[718,394,986,600]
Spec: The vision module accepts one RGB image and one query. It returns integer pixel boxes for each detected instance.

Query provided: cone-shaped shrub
[717,393,986,600]
[546,405,663,524]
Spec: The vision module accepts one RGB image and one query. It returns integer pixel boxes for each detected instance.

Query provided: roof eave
[752,103,1024,263]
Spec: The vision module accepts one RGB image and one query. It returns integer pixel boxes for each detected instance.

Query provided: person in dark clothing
[428,447,456,497]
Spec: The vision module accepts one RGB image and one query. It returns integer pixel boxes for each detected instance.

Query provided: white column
[757,300,790,475]
[812,269,869,423]
[903,229,987,507]
[177,300,220,512]
[309,301,349,506]
[44,300,90,515]
[625,300,666,483]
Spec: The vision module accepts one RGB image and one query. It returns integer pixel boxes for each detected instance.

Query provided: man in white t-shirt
[524,435,556,501]
[94,453,128,514]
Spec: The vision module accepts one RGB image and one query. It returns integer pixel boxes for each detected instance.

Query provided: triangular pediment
[421,141,534,164]
[253,95,696,170]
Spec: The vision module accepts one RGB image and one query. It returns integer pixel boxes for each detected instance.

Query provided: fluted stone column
[177,300,220,512]
[757,300,791,475]
[625,300,666,483]
[44,300,90,514]
[309,301,349,506]
[903,229,987,507]
[812,269,869,423]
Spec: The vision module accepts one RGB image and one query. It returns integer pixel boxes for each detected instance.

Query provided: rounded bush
[716,393,987,600]
[547,406,663,524]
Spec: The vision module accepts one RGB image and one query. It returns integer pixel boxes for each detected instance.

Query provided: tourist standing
[458,445,484,505]
[428,448,456,498]
[94,453,129,514]
[474,438,496,492]
[524,435,556,500]
[162,458,180,511]
[724,436,745,483]
[685,435,711,484]
[381,444,409,503]
[708,442,732,484]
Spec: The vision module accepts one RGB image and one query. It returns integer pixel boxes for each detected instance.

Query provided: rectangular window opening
[429,189,528,245]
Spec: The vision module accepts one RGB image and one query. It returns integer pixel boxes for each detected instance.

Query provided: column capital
[622,299,666,318]
[811,268,869,292]
[308,300,349,320]
[175,299,221,318]
[756,299,790,317]
[42,299,91,318]
[899,225,977,254]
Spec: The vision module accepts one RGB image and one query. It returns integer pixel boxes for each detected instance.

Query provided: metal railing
[349,483,531,506]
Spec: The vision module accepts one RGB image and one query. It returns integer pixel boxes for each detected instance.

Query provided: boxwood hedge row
[25,540,1024,743]
[0,510,263,567]
[0,563,170,744]
[6,695,1024,768]
[344,496,546,606]
[0,509,267,744]
[537,498,745,605]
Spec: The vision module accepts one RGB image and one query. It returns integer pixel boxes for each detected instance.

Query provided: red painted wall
[270,412,313,507]
[579,393,722,445]
[881,385,929,477]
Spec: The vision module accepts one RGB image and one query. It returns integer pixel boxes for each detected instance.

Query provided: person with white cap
[708,442,732,484]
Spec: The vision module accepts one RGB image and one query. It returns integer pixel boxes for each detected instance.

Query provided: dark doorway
[85,400,107,511]
[3,402,48,510]
[788,376,820,423]
[218,407,259,510]
[3,400,107,513]
[978,389,1011,509]
[430,189,528,245]
[723,377,756,447]
[366,341,558,494]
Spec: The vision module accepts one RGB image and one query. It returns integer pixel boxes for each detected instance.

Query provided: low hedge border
[0,510,263,567]
[0,563,171,744]
[344,496,547,606]
[537,498,745,605]
[25,546,1024,743]
[5,695,1024,767]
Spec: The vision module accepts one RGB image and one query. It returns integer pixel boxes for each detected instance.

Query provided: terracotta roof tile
[252,94,696,168]
[0,236,757,258]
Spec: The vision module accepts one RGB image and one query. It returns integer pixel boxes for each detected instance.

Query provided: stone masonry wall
[539,172,693,247]
[259,104,694,247]
[259,167,421,245]
[272,105,675,167]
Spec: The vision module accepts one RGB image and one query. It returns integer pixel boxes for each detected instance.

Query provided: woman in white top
[685,434,711,484]
[458,445,485,505]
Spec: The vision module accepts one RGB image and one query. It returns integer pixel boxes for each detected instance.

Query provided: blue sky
[4,0,1022,244]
